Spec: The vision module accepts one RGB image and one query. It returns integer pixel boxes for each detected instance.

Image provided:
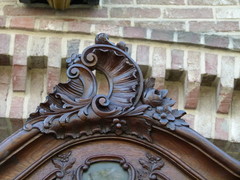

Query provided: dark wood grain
[0,33,239,180]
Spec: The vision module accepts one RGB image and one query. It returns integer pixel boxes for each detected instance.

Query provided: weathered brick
[232,38,240,51]
[217,56,234,114]
[171,49,184,70]
[151,30,174,42]
[47,67,61,93]
[216,8,240,19]
[187,51,201,83]
[94,24,120,36]
[177,31,201,44]
[0,67,11,118]
[48,37,62,68]
[10,17,35,30]
[201,53,218,86]
[28,69,44,114]
[0,34,11,66]
[3,5,55,16]
[164,8,213,19]
[135,21,185,31]
[39,19,64,31]
[205,53,218,75]
[196,87,214,137]
[215,118,229,140]
[184,83,200,109]
[0,16,6,28]
[13,34,29,66]
[183,114,195,128]
[67,39,80,57]
[189,21,239,32]
[67,21,91,34]
[57,8,108,18]
[12,65,27,92]
[166,83,179,108]
[110,8,161,18]
[205,35,229,49]
[123,27,146,39]
[184,51,201,109]
[136,45,150,77]
[29,36,47,68]
[9,96,24,119]
[151,47,166,89]
[188,0,238,5]
[103,0,134,4]
[137,0,185,4]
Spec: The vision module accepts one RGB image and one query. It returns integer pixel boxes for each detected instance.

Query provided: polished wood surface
[0,34,239,180]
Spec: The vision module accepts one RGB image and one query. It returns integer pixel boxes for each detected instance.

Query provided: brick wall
[0,0,239,159]
[0,0,239,36]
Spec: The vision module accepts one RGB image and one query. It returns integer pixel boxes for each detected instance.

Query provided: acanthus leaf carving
[24,33,189,141]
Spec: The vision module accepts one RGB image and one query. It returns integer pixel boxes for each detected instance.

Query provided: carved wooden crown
[24,33,188,141]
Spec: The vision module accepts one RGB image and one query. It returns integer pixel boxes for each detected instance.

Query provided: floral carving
[138,153,170,180]
[46,151,76,179]
[24,33,189,141]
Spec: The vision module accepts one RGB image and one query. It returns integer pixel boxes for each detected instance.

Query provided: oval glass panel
[82,162,129,180]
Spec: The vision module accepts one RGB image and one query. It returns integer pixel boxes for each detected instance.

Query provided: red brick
[166,84,179,108]
[9,96,24,119]
[135,21,185,31]
[13,34,29,66]
[47,67,61,93]
[68,19,130,26]
[184,84,200,109]
[110,8,161,18]
[12,65,27,92]
[123,27,146,39]
[205,53,218,75]
[151,30,174,42]
[217,86,233,114]
[205,35,229,49]
[0,34,11,66]
[10,17,35,30]
[164,8,213,19]
[171,49,184,70]
[189,21,239,33]
[94,24,120,36]
[189,0,238,5]
[136,45,150,76]
[215,118,229,140]
[183,114,195,128]
[68,21,91,34]
[39,19,64,31]
[3,5,55,16]
[137,0,185,4]
[103,0,134,4]
[57,8,108,18]
[152,47,166,89]
[0,16,6,27]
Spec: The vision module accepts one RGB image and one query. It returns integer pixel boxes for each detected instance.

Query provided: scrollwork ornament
[25,33,189,141]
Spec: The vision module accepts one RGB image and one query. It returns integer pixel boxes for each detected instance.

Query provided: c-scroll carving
[24,33,189,141]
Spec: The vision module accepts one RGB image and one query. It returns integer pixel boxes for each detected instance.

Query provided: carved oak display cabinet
[0,34,239,180]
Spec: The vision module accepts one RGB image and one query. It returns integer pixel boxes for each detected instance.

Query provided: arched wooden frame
[0,33,239,180]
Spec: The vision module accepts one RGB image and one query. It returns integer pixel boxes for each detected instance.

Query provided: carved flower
[152,106,187,131]
[66,53,81,67]
[111,118,127,135]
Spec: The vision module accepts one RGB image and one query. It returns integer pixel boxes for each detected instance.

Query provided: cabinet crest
[24,33,189,141]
